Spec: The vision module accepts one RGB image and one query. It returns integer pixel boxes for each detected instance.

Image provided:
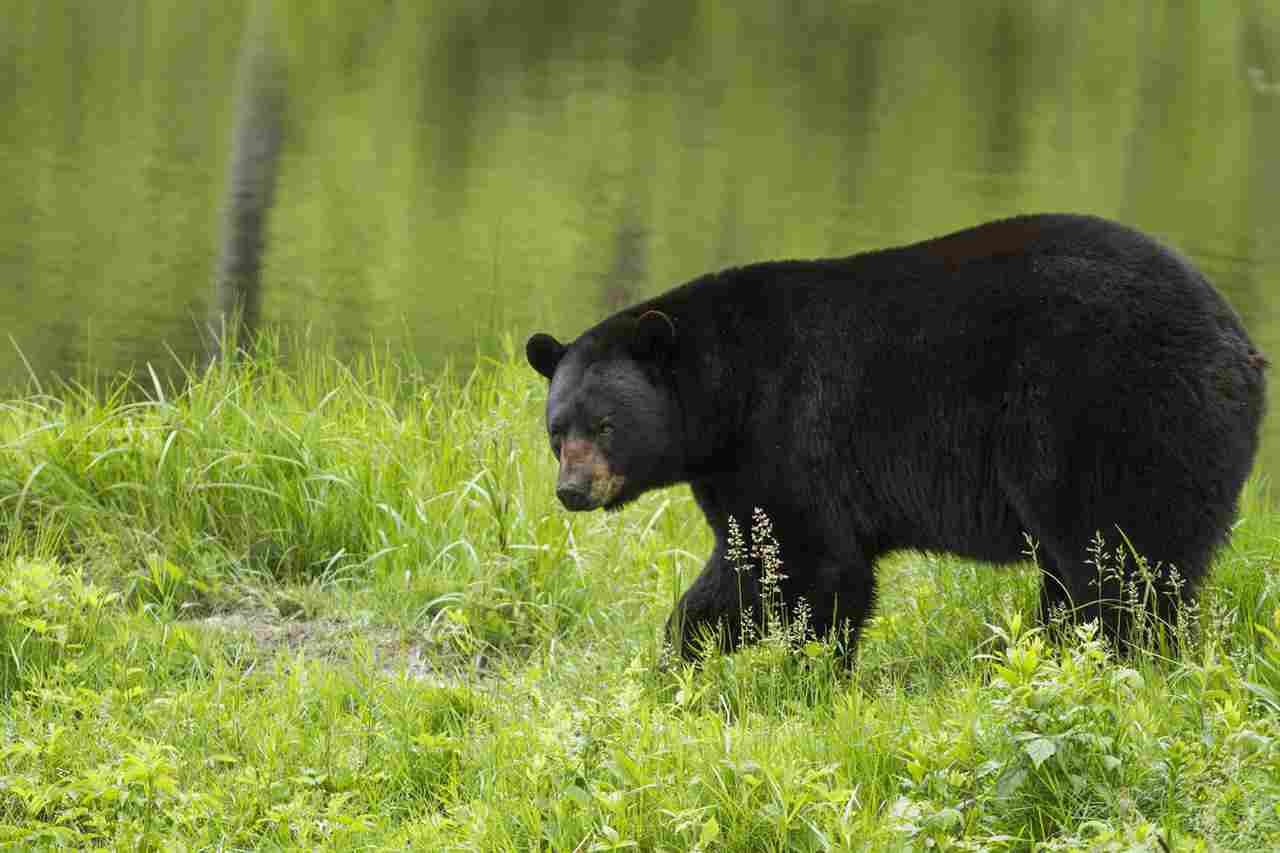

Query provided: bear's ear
[526,333,566,379]
[633,310,676,365]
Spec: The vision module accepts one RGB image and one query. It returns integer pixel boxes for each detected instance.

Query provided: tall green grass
[2,343,1279,850]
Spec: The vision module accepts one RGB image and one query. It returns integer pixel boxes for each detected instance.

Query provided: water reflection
[1,0,1278,465]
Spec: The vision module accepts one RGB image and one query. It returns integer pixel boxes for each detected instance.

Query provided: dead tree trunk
[209,0,285,361]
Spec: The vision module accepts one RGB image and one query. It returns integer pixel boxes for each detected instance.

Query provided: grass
[2,339,1280,851]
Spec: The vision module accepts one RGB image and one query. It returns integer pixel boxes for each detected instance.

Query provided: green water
[3,1,1279,461]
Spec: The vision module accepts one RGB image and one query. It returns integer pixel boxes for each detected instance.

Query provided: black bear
[526,214,1267,658]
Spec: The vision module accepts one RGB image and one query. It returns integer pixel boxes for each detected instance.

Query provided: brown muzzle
[556,438,624,511]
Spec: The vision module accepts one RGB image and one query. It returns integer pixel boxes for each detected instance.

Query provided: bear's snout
[556,438,623,511]
[556,481,594,511]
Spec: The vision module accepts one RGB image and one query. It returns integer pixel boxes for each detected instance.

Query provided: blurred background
[2,1,1278,461]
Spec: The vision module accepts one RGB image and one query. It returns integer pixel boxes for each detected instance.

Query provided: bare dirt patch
[187,607,479,686]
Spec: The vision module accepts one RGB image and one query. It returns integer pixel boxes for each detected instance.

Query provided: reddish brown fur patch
[922,219,1043,272]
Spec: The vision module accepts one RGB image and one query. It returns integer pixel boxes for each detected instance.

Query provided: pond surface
[3,1,1279,465]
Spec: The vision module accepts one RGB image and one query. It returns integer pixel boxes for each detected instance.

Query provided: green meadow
[2,343,1279,851]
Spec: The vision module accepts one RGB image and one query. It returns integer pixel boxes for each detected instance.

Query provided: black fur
[527,214,1267,658]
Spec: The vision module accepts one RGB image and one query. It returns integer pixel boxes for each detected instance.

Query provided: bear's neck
[642,273,775,479]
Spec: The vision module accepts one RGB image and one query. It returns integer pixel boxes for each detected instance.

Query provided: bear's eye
[596,419,614,438]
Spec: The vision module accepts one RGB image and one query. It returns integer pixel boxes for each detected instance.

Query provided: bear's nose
[556,483,593,511]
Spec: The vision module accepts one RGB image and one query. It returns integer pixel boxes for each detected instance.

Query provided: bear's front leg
[666,543,761,660]
[799,556,878,658]
[667,545,878,662]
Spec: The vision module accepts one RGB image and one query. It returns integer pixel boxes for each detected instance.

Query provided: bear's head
[526,311,683,512]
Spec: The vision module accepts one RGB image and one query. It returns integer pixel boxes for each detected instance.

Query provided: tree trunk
[209,0,285,361]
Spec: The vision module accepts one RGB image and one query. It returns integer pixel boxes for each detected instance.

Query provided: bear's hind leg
[1035,555,1075,629]
[1034,546,1129,644]
[1028,518,1209,651]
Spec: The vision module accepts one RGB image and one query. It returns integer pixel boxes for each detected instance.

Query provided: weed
[0,343,1277,849]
